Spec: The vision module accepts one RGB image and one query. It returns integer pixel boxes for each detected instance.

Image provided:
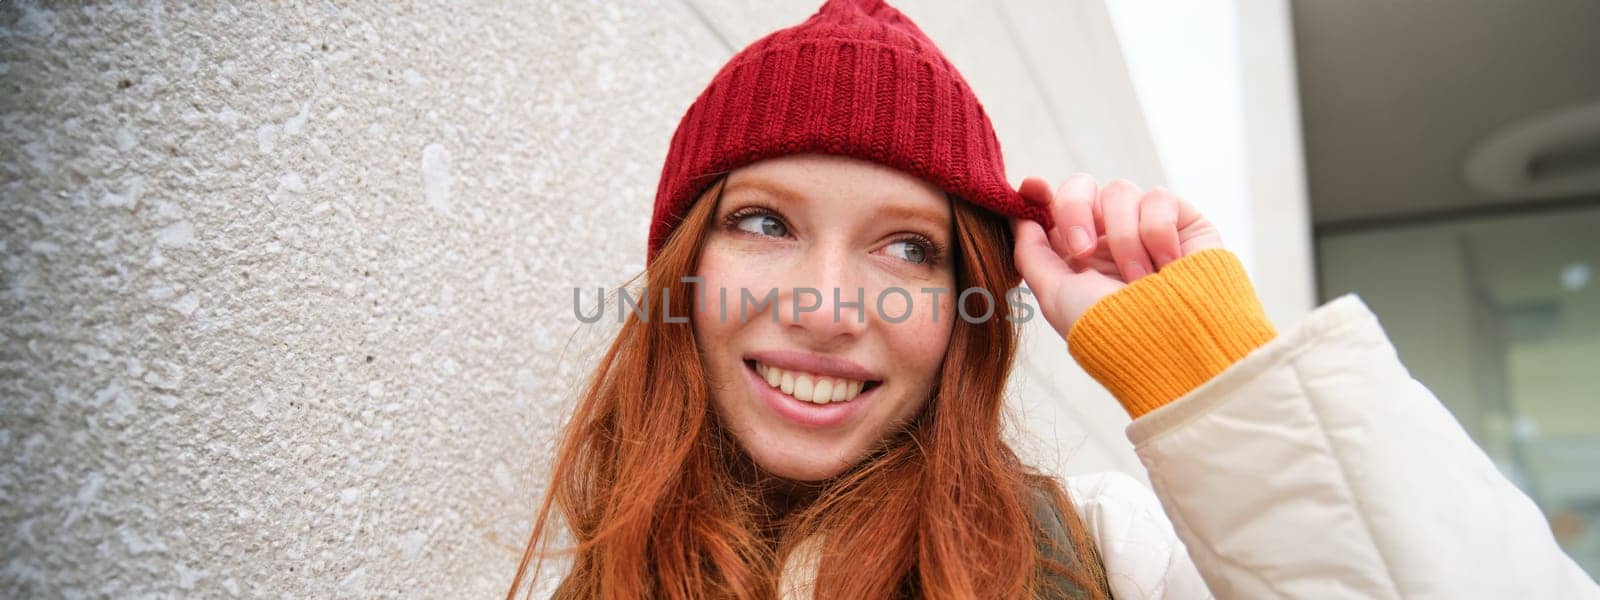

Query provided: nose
[778,243,870,345]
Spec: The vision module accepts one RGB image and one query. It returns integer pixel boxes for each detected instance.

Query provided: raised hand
[1011,174,1225,341]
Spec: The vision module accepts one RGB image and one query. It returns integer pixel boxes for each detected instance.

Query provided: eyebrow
[870,203,951,234]
[720,178,805,205]
[721,178,951,233]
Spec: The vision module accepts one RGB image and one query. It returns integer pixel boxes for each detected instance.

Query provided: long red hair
[509,179,1110,599]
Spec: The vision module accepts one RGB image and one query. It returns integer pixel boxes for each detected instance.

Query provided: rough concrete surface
[1,1,726,596]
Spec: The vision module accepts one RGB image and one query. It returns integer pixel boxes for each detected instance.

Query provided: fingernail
[1068,226,1093,254]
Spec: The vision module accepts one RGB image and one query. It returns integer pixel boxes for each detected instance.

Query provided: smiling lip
[744,350,880,382]
[743,360,878,429]
[741,350,881,429]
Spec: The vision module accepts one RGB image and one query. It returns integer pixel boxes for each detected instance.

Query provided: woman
[510,1,1598,598]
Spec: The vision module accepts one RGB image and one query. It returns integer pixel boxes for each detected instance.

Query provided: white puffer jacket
[1072,294,1598,599]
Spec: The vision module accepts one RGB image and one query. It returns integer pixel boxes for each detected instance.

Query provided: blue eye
[736,214,788,238]
[885,239,929,264]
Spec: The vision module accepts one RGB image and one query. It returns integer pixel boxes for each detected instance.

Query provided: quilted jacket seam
[1145,459,1267,599]
[1292,359,1405,599]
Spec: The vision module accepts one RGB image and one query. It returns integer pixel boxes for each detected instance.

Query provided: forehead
[721,154,951,224]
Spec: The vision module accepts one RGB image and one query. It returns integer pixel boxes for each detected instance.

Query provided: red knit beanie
[647,0,1051,261]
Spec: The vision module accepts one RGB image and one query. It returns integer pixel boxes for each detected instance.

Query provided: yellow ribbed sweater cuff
[1065,248,1278,419]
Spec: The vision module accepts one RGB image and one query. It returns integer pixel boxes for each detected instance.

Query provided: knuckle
[1065,172,1097,187]
[1140,199,1174,219]
[1057,174,1098,201]
[1140,219,1172,237]
[1058,192,1092,209]
[1144,189,1178,207]
[1104,179,1141,196]
[1108,231,1141,247]
[1065,194,1097,210]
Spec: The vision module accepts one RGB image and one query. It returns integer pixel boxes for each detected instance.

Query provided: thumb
[1011,217,1066,295]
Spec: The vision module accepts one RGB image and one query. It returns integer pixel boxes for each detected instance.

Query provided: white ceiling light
[1464,101,1600,199]
[1560,261,1590,292]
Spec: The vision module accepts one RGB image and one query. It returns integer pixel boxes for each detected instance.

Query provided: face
[692,154,957,482]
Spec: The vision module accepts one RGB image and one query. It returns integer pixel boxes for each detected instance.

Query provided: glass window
[1318,203,1600,577]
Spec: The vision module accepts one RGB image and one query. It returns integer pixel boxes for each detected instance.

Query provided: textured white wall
[1,1,724,596]
[0,1,1301,597]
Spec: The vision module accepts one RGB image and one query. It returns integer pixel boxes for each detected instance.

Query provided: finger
[1017,176,1068,258]
[1099,180,1154,282]
[1010,218,1066,293]
[1067,251,1118,276]
[1174,195,1225,253]
[1139,188,1182,269]
[1051,174,1099,257]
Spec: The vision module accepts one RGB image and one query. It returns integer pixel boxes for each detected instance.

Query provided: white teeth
[794,375,814,402]
[755,362,869,404]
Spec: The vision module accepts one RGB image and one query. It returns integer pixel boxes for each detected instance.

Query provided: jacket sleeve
[1065,249,1599,599]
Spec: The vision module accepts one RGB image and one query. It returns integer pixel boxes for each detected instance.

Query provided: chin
[734,430,859,483]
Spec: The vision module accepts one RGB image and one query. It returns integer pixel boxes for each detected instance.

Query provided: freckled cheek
[690,263,747,397]
[880,292,955,379]
[691,278,730,340]
[690,249,764,335]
